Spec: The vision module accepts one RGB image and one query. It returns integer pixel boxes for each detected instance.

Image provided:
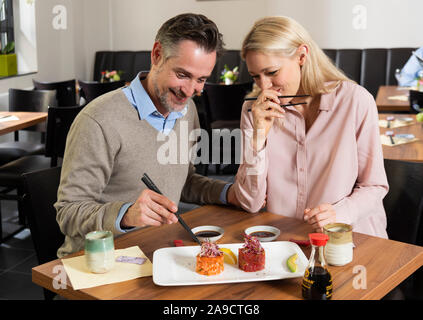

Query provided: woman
[227,16,388,238]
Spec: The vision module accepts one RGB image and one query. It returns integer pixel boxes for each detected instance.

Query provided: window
[0,0,14,53]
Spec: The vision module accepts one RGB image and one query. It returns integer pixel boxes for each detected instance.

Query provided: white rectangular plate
[152,241,307,286]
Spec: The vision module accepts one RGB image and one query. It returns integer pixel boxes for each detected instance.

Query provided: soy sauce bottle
[302,233,333,300]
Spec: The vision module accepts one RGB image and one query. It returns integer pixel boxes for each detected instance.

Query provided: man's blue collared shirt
[122,72,187,135]
[115,73,230,232]
[399,47,423,87]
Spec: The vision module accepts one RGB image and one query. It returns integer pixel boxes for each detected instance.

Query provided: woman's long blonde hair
[241,16,351,97]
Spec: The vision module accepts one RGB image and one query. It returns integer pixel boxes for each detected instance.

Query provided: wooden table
[0,111,48,136]
[379,113,423,162]
[376,86,410,112]
[32,205,423,300]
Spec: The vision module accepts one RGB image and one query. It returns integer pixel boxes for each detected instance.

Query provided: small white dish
[191,225,224,243]
[244,225,281,242]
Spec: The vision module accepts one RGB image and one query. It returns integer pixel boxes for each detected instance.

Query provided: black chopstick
[245,94,310,101]
[141,173,202,245]
[247,101,307,112]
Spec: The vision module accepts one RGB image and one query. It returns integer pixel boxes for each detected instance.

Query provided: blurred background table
[379,113,423,162]
[376,86,410,113]
[0,111,48,136]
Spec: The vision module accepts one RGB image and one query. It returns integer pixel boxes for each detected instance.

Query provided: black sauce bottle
[302,233,333,300]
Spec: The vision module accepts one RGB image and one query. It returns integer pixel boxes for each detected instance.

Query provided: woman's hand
[303,203,336,233]
[250,89,285,151]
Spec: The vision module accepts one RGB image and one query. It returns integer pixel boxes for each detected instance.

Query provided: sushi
[238,234,265,272]
[196,241,224,276]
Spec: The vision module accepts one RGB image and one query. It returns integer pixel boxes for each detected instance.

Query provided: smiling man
[54,14,239,258]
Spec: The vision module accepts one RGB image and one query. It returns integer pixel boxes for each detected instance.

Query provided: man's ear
[298,44,309,67]
[151,41,163,66]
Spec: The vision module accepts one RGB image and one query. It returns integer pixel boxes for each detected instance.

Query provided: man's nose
[183,80,202,97]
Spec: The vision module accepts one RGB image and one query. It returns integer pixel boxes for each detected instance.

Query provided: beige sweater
[55,89,227,257]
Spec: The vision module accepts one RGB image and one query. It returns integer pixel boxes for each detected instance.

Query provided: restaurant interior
[0,0,422,302]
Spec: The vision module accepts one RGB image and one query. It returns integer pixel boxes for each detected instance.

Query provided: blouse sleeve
[332,86,389,225]
[232,102,269,213]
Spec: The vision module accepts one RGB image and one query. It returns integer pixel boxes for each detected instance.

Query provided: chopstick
[247,101,307,112]
[141,173,202,245]
[245,94,310,101]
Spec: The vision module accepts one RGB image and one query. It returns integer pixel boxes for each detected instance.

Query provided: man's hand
[303,203,336,233]
[120,189,178,228]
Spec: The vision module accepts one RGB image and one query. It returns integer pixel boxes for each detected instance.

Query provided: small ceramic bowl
[244,225,280,242]
[191,225,224,243]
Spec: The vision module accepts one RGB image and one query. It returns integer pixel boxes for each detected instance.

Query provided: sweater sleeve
[54,112,126,240]
[180,164,227,204]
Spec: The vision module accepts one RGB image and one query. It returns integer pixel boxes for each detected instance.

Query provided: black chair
[409,90,423,113]
[0,105,82,243]
[45,105,84,167]
[22,166,63,300]
[201,82,253,174]
[202,82,253,130]
[78,80,126,104]
[383,159,423,299]
[33,79,77,107]
[0,88,57,166]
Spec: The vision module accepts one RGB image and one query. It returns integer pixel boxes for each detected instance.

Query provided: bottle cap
[309,233,329,246]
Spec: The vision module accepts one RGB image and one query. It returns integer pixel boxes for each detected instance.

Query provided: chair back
[383,159,423,299]
[33,79,77,107]
[8,88,57,133]
[22,166,64,265]
[78,80,126,104]
[45,105,84,167]
[202,82,253,129]
[383,159,423,245]
[410,90,423,113]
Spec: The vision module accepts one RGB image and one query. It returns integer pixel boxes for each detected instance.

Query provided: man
[55,13,239,258]
[398,46,423,87]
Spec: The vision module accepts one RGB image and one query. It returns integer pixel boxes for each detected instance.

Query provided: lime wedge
[287,253,298,272]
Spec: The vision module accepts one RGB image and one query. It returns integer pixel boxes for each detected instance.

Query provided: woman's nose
[257,76,272,90]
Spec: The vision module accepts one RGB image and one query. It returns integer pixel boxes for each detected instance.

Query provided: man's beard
[153,79,189,113]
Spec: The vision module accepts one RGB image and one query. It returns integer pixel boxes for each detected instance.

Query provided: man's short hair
[155,13,225,60]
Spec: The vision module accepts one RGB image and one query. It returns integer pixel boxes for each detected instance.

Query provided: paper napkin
[379,118,414,129]
[61,246,152,290]
[0,115,19,123]
[380,134,419,147]
[387,95,408,102]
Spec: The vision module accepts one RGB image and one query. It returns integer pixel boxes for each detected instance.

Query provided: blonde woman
[227,16,388,237]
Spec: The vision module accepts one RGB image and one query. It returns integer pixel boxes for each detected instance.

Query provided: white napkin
[380,134,419,146]
[0,115,19,123]
[61,246,152,290]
